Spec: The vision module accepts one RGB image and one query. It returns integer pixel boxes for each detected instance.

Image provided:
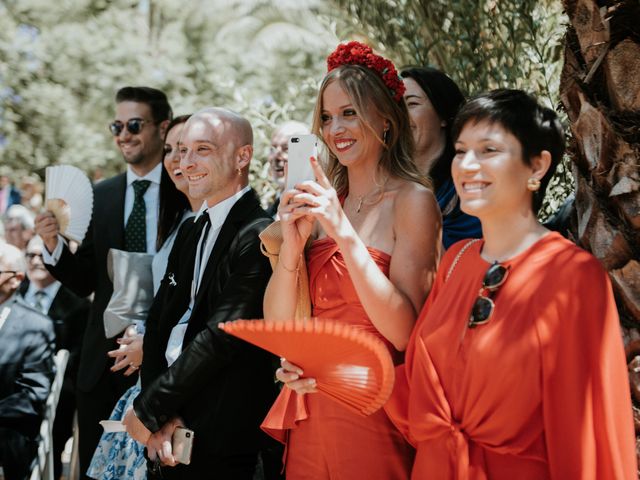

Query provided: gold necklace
[352,176,388,213]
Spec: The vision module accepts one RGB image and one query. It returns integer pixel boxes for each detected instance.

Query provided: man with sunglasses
[18,236,90,479]
[35,86,172,477]
[0,242,55,480]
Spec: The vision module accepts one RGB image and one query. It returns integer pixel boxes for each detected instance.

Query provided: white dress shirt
[165,186,251,366]
[43,163,163,265]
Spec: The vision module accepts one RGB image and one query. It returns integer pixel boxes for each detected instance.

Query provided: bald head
[191,107,253,148]
[273,121,309,139]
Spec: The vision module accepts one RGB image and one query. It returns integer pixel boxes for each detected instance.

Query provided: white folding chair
[30,349,69,480]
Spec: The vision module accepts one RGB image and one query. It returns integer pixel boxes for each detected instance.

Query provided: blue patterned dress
[86,384,145,479]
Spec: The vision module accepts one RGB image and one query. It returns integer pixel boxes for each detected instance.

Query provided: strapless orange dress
[261,237,414,479]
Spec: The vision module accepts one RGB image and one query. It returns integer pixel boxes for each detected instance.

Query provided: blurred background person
[263,42,441,479]
[0,242,55,480]
[401,67,482,248]
[0,173,22,216]
[3,204,36,252]
[19,235,90,479]
[19,175,44,214]
[265,120,310,217]
[386,89,636,478]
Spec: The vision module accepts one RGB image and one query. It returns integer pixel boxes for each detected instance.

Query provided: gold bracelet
[279,258,299,273]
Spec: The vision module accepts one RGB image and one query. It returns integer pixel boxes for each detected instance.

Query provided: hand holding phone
[285,134,318,191]
[172,426,194,465]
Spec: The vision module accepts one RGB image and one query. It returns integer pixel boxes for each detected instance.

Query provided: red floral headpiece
[327,41,405,103]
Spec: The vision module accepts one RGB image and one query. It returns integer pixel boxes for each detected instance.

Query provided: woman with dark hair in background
[401,67,482,248]
[386,90,636,478]
[88,115,198,480]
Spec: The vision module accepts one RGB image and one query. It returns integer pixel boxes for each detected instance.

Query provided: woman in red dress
[386,89,637,479]
[261,42,441,479]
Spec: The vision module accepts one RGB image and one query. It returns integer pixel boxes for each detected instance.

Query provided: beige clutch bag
[259,220,311,319]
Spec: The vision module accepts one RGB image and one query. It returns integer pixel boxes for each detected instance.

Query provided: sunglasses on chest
[468,261,510,328]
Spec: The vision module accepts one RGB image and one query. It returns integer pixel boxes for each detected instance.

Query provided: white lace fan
[45,165,93,243]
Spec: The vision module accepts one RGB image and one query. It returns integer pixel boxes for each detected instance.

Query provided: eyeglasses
[25,252,44,261]
[0,270,18,277]
[269,144,288,156]
[109,118,151,136]
[468,261,509,328]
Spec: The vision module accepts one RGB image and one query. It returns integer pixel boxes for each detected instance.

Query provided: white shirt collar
[126,162,163,187]
[194,185,251,231]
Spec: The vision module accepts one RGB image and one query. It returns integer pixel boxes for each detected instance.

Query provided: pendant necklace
[352,176,388,213]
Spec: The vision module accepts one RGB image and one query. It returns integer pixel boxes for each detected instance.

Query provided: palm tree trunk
[560,0,640,467]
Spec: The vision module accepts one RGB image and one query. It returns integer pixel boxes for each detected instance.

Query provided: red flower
[326,41,405,102]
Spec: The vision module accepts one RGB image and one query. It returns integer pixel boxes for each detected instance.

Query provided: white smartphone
[172,426,194,465]
[285,134,318,191]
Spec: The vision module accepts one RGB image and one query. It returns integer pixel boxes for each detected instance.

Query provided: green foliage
[1,0,574,218]
[333,0,573,220]
[0,0,336,205]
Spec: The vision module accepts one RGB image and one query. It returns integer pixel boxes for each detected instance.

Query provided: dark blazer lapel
[193,190,260,309]
[48,286,73,320]
[104,174,127,250]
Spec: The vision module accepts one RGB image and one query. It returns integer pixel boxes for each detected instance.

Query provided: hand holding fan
[45,165,93,243]
[219,318,395,416]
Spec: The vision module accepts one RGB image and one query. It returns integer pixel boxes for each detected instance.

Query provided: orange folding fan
[219,318,395,416]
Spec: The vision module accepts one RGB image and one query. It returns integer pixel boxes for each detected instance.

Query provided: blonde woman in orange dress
[261,42,441,479]
[386,89,637,479]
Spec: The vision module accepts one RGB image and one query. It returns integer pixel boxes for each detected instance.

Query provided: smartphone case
[172,427,194,465]
[286,134,318,191]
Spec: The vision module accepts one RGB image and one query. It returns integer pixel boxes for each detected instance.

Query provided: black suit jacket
[19,279,90,386]
[45,173,128,392]
[0,296,55,439]
[135,189,278,476]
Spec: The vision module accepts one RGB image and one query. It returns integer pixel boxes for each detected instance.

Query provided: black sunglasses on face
[109,118,151,136]
[468,261,509,328]
[25,252,44,261]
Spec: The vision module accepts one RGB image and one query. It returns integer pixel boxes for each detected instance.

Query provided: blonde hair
[311,65,431,196]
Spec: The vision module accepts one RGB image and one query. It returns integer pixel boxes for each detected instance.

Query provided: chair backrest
[29,349,69,480]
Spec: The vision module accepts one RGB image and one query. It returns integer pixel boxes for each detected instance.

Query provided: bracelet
[279,259,299,273]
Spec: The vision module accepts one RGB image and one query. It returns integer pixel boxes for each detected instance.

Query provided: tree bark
[560,0,640,469]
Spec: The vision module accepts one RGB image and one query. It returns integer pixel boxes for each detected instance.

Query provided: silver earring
[383,129,389,144]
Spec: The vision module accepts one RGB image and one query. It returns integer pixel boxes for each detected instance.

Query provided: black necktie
[125,180,151,252]
[193,211,211,293]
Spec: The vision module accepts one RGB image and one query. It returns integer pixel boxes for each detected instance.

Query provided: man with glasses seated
[35,86,172,478]
[19,235,90,479]
[0,242,55,480]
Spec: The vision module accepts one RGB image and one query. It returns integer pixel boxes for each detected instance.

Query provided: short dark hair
[115,86,173,123]
[452,89,565,214]
[400,66,466,190]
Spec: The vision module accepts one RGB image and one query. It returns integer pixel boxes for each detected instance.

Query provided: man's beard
[123,151,145,165]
